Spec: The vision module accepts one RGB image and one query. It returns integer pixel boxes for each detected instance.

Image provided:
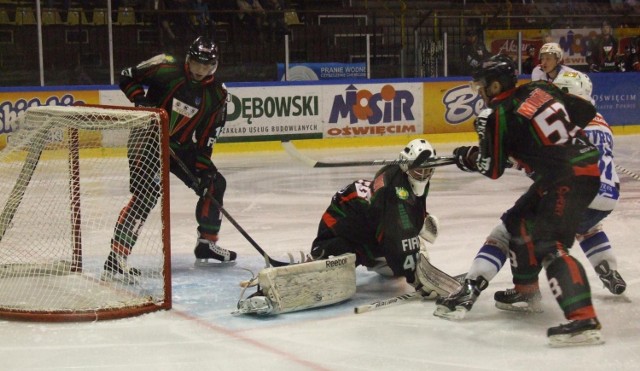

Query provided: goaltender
[236,139,460,315]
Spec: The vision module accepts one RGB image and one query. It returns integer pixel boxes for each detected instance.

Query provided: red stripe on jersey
[322,212,337,228]
[562,253,585,285]
[519,219,538,266]
[573,163,599,177]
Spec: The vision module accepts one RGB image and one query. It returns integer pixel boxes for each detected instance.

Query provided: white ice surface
[1,135,639,371]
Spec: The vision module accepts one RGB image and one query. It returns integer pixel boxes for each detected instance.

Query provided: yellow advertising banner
[0,90,100,149]
[423,80,480,134]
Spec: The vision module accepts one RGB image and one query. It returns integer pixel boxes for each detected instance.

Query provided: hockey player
[103,36,235,282]
[434,54,604,347]
[310,139,443,295]
[531,42,578,82]
[235,139,458,315]
[493,71,626,310]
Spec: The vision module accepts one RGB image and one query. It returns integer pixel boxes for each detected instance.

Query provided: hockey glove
[452,146,479,172]
[133,95,155,108]
[195,169,218,197]
[419,214,439,244]
[474,108,493,133]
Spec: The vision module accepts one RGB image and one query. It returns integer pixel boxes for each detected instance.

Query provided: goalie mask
[553,71,594,104]
[186,36,219,81]
[399,139,436,197]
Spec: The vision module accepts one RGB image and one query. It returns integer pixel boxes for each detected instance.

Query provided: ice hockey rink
[1,135,639,371]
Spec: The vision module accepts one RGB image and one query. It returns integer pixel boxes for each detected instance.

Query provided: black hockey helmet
[187,36,219,65]
[471,54,518,92]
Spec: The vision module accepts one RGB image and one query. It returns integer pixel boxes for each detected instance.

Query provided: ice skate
[194,238,237,267]
[547,318,604,347]
[595,261,626,295]
[234,292,273,315]
[494,287,543,313]
[101,251,141,285]
[433,277,486,320]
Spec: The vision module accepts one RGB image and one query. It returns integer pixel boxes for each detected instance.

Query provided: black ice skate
[547,318,604,347]
[595,261,626,295]
[433,277,487,320]
[101,251,141,285]
[494,287,543,313]
[194,239,237,267]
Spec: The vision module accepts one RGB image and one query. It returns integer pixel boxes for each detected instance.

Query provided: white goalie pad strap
[415,251,461,297]
[259,253,357,314]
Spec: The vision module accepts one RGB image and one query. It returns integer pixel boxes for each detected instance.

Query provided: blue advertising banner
[277,63,367,81]
[590,73,640,126]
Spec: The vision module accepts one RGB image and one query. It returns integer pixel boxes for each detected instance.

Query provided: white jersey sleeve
[531,66,545,81]
[583,113,620,211]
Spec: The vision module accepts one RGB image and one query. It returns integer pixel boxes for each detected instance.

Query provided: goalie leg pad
[415,251,462,297]
[238,254,357,315]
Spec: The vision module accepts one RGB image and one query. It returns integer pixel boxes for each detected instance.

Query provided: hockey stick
[353,271,467,314]
[281,141,456,169]
[354,292,421,314]
[168,150,290,267]
[615,164,640,181]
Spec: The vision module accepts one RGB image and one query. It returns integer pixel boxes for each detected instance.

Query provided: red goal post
[0,104,171,321]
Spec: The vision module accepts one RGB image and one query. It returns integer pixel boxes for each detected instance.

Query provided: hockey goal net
[0,104,171,321]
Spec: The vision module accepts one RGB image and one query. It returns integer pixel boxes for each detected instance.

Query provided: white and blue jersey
[583,113,620,211]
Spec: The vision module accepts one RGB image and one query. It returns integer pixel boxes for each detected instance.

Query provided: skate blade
[433,305,468,320]
[100,271,138,285]
[548,330,604,347]
[495,301,543,313]
[194,258,237,268]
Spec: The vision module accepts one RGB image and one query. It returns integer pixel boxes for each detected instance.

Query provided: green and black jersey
[120,54,228,174]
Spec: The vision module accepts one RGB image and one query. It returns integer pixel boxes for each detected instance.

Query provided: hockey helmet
[186,36,219,77]
[539,42,563,61]
[471,54,518,93]
[553,71,594,103]
[399,139,436,197]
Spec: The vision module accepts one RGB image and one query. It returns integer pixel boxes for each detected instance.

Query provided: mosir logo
[442,85,485,124]
[329,84,414,124]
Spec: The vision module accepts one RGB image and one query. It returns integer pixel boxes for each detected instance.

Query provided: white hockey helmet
[553,71,594,103]
[539,42,563,61]
[399,139,436,197]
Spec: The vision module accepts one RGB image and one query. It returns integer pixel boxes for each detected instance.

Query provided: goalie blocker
[235,254,357,315]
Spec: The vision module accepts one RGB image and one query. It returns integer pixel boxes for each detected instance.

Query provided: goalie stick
[281,141,455,169]
[169,150,290,267]
[354,272,466,314]
[354,292,421,314]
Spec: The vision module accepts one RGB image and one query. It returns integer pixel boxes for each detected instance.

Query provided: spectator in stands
[460,28,490,76]
[522,45,537,75]
[237,0,266,43]
[620,38,640,72]
[589,20,619,72]
[261,0,289,42]
[190,0,214,36]
[157,0,192,53]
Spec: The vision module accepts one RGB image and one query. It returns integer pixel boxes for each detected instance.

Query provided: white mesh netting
[0,105,170,321]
